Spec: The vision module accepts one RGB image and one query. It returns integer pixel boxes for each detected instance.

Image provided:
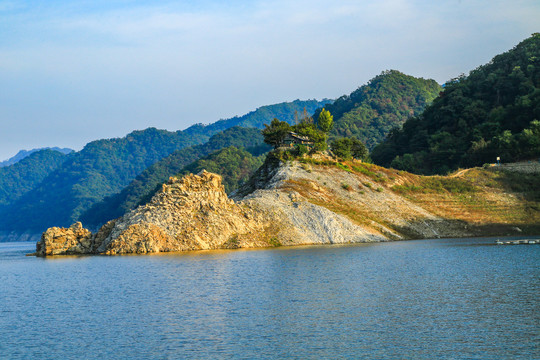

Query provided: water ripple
[0,238,538,359]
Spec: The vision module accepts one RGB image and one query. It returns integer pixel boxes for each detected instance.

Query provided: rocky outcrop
[36,171,279,256]
[36,222,93,256]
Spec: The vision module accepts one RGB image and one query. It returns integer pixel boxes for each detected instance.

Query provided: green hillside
[0,149,68,206]
[314,70,441,150]
[0,128,206,232]
[81,127,268,228]
[371,34,540,174]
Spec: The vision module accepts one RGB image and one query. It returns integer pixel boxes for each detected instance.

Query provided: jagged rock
[93,170,275,254]
[36,222,93,256]
[36,171,278,256]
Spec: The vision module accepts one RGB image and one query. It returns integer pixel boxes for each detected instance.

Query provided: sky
[0,0,539,161]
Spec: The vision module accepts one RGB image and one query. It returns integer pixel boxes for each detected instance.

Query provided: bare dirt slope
[236,156,540,239]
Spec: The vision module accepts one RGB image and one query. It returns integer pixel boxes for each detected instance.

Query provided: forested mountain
[0,128,207,232]
[0,98,324,237]
[184,99,331,138]
[371,34,540,174]
[81,127,268,228]
[313,70,441,150]
[0,149,69,206]
[0,147,73,167]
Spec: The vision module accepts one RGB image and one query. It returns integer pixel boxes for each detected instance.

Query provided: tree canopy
[371,34,540,174]
[330,137,368,161]
[261,119,293,148]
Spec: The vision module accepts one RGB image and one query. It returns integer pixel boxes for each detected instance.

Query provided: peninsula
[35,153,540,256]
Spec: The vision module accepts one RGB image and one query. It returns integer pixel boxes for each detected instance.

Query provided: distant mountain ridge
[0,147,73,167]
[316,70,441,150]
[0,99,322,236]
[184,99,332,137]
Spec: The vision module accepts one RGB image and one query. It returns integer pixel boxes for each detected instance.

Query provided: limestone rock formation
[35,171,278,256]
[36,222,93,256]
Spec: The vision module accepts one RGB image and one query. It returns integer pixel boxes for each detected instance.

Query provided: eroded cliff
[36,171,277,255]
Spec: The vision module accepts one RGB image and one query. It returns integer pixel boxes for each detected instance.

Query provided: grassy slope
[283,158,540,237]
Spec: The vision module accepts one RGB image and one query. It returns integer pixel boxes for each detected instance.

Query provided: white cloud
[0,0,539,159]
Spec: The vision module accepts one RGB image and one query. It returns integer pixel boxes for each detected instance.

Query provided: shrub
[296,144,309,157]
[267,237,281,247]
[336,162,352,172]
[352,165,376,177]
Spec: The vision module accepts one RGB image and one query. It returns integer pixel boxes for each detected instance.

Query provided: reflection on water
[0,238,539,359]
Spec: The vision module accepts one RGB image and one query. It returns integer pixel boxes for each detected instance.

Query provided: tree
[294,121,327,151]
[301,107,314,123]
[330,137,368,160]
[330,138,352,159]
[351,138,368,159]
[317,108,334,133]
[261,118,292,148]
[517,120,540,158]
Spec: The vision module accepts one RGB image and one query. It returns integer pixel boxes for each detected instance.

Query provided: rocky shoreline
[35,164,390,256]
[34,157,538,256]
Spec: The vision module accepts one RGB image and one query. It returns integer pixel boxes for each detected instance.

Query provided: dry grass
[283,159,540,232]
[386,167,540,225]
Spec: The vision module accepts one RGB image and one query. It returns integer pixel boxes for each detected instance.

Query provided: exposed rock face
[238,159,472,241]
[36,171,277,256]
[36,222,93,256]
[95,171,276,255]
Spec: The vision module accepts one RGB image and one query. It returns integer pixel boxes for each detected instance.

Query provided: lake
[0,238,538,359]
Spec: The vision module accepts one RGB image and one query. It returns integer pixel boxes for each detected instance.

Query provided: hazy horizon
[1,0,539,160]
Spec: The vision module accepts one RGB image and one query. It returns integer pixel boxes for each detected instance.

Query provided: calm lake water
[0,238,538,359]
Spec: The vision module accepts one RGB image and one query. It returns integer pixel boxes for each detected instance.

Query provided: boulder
[36,222,93,256]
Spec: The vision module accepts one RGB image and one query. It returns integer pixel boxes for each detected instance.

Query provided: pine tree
[317,108,334,133]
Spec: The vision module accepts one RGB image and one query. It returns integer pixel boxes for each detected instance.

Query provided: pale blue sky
[0,0,539,160]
